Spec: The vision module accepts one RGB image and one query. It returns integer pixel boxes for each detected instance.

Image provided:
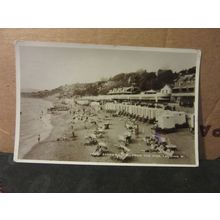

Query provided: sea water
[18,97,53,159]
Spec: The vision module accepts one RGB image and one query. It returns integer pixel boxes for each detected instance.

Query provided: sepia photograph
[14,41,201,166]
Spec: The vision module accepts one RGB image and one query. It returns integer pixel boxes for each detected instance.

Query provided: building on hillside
[171,74,195,107]
[160,84,172,95]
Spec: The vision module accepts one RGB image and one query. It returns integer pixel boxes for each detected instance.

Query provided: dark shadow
[1,152,220,192]
[198,92,205,159]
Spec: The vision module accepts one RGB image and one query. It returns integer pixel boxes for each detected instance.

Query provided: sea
[18,97,53,159]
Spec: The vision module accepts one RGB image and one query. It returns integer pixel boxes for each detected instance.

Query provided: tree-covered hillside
[22,66,196,98]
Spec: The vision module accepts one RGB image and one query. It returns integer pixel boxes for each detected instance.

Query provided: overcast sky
[19,45,198,90]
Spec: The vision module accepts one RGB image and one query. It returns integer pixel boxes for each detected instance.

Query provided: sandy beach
[22,97,195,165]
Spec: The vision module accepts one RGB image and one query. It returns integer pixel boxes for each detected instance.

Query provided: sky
[19,45,198,90]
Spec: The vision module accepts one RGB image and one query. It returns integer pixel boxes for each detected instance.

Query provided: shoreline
[18,97,54,159]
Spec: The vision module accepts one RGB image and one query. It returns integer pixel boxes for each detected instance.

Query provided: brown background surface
[0,28,219,159]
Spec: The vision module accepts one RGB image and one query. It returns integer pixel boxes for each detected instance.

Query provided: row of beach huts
[103,102,195,132]
[75,99,195,133]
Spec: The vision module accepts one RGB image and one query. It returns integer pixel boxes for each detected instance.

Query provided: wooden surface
[0,28,220,159]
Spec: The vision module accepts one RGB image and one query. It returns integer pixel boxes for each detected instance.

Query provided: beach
[20,96,195,165]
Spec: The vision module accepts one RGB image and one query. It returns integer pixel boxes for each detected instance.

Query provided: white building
[160,84,172,95]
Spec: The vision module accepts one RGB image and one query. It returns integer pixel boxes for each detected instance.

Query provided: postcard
[14,41,201,166]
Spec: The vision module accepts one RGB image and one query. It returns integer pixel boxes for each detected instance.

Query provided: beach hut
[148,107,156,122]
[147,107,151,119]
[90,101,101,111]
[125,105,130,115]
[132,105,136,116]
[111,103,116,111]
[155,108,165,121]
[143,107,148,119]
[108,103,112,111]
[133,106,138,117]
[152,108,157,120]
[130,105,135,116]
[76,100,89,106]
[104,103,108,111]
[186,113,195,132]
[105,102,115,112]
[142,106,146,120]
[128,105,132,115]
[116,104,120,112]
[156,113,176,132]
[137,106,141,116]
[172,111,186,127]
[137,106,142,118]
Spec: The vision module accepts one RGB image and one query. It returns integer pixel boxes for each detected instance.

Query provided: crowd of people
[41,99,183,161]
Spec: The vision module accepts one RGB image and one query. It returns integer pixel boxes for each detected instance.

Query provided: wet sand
[23,100,195,165]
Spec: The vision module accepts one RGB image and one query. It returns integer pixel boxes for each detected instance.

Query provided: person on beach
[38,134,41,142]
[40,111,43,119]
